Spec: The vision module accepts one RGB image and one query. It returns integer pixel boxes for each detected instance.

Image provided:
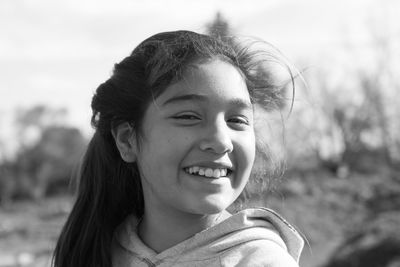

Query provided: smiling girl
[52,30,303,267]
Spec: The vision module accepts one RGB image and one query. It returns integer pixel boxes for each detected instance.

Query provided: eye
[170,113,202,126]
[172,114,201,120]
[228,116,249,125]
[227,116,251,130]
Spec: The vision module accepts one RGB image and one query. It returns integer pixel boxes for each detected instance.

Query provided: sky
[0,0,398,156]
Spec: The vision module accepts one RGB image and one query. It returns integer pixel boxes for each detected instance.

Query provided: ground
[0,196,71,267]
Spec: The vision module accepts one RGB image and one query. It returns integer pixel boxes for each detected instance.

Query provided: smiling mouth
[184,166,232,179]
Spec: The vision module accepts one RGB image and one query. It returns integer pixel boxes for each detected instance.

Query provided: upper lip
[184,161,234,171]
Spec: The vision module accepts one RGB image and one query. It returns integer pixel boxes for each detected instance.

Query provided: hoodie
[112,208,304,266]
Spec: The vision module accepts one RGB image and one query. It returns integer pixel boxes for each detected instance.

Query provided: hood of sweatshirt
[113,208,304,266]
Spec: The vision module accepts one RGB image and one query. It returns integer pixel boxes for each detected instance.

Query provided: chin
[190,196,234,215]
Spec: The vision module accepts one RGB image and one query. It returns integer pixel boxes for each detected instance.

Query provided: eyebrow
[161,93,252,109]
[161,94,208,106]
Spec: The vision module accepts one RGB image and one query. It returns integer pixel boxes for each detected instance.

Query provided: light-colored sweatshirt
[112,208,304,266]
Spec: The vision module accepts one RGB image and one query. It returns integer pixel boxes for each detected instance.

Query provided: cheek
[241,132,256,166]
[250,136,256,163]
[232,133,256,188]
[139,132,190,171]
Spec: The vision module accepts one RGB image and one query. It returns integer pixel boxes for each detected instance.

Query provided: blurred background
[1,0,400,266]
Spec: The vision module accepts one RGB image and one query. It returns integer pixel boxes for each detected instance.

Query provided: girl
[53,30,304,267]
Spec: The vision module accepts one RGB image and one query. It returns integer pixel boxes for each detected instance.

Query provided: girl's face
[136,60,256,216]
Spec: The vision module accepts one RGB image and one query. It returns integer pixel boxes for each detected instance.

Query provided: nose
[199,120,233,154]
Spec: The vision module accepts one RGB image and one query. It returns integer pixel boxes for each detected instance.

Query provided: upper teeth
[185,166,228,178]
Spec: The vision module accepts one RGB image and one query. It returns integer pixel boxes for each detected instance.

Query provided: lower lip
[183,171,231,183]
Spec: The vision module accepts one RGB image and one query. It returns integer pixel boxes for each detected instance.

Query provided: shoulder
[219,238,299,267]
[244,238,300,266]
[238,208,304,261]
[214,207,303,266]
[212,208,304,267]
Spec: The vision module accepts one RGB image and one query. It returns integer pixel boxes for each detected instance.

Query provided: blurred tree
[321,212,400,267]
[15,105,68,149]
[287,54,400,175]
[16,125,87,198]
[0,105,87,202]
[205,12,231,38]
[283,10,400,174]
[281,16,400,266]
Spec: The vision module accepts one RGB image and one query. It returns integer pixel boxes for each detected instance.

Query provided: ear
[111,122,137,163]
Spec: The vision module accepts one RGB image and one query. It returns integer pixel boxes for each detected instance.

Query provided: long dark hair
[52,30,294,267]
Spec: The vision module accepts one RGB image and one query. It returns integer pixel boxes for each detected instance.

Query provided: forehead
[156,60,250,106]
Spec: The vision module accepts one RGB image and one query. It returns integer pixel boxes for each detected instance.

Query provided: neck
[138,205,230,253]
